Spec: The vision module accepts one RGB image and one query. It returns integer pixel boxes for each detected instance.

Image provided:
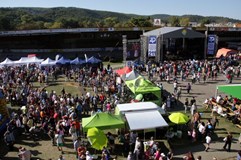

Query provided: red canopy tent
[216,48,237,58]
[115,66,132,76]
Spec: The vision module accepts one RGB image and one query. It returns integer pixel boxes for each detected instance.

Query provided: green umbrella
[87,127,108,150]
[135,94,143,101]
[168,112,189,124]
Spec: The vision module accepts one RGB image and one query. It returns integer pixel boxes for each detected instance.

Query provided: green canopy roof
[217,84,241,99]
[82,112,125,132]
[125,76,161,94]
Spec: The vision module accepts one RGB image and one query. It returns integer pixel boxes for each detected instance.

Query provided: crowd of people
[1,54,241,160]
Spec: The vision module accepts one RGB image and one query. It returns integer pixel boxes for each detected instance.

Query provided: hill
[0,7,240,30]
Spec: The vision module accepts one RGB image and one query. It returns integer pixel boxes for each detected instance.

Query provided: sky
[0,0,241,20]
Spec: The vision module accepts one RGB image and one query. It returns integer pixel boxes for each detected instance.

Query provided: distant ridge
[0,7,240,31]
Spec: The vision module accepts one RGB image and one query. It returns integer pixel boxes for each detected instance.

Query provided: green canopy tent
[82,112,125,132]
[125,76,161,105]
[216,84,241,99]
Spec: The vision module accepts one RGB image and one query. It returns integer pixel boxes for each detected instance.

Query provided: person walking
[223,132,233,152]
[205,133,211,152]
[55,131,64,154]
[184,98,189,113]
[186,83,191,94]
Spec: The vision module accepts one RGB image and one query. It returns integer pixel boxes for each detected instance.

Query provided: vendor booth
[125,110,168,131]
[215,84,241,99]
[0,58,14,66]
[82,112,125,132]
[125,76,161,105]
[122,70,140,81]
[86,56,102,64]
[115,66,132,76]
[216,48,238,58]
[40,57,56,66]
[115,102,166,115]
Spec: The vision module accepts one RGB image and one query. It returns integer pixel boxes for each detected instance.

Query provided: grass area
[33,77,82,97]
[102,61,124,69]
[197,107,240,138]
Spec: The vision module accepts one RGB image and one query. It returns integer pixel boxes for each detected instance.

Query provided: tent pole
[144,130,145,142]
[155,129,156,139]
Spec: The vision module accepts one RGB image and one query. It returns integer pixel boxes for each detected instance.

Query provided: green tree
[200,18,210,27]
[128,17,152,27]
[20,14,33,24]
[50,22,63,29]
[169,16,180,27]
[0,16,12,30]
[44,22,53,29]
[180,17,190,27]
[104,17,119,27]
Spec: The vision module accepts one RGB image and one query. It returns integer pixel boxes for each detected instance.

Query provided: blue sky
[0,0,241,20]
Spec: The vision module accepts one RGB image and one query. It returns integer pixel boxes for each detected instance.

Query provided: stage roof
[143,27,205,39]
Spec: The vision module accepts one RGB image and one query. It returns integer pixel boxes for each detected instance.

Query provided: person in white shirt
[18,147,31,160]
[86,151,93,160]
[205,133,211,152]
[216,95,222,104]
[198,122,206,135]
[134,137,141,153]
[173,81,177,93]
[162,102,167,112]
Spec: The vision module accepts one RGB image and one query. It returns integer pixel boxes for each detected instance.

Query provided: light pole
[160,34,164,62]
[204,27,208,60]
[122,35,127,66]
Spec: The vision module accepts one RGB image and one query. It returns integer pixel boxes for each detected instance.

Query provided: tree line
[0,7,240,31]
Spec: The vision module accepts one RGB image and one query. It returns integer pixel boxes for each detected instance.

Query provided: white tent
[125,110,168,131]
[14,56,43,65]
[0,58,14,66]
[115,102,166,115]
[41,58,56,66]
[28,56,44,63]
[14,57,29,65]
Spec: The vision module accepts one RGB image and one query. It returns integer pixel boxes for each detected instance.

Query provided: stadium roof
[143,27,205,39]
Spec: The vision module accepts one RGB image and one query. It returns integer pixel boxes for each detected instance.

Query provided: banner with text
[148,35,157,57]
[207,35,216,55]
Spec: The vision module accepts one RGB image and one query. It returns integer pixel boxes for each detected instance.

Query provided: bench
[211,101,227,113]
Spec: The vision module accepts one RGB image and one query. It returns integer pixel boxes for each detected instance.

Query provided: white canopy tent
[0,58,14,66]
[125,110,168,131]
[115,102,166,115]
[40,58,56,66]
[14,56,44,65]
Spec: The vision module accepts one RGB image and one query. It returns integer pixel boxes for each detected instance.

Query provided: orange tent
[115,66,132,76]
[216,48,237,58]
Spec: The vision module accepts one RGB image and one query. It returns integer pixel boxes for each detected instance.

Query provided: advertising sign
[148,36,157,57]
[207,35,216,55]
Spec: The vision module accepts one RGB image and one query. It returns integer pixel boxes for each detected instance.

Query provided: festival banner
[153,19,161,26]
[148,36,157,57]
[207,35,216,55]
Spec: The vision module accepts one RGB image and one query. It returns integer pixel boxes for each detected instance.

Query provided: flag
[153,19,161,26]
[55,54,60,61]
[84,54,88,62]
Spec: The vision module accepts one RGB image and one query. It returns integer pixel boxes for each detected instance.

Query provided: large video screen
[126,41,141,60]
